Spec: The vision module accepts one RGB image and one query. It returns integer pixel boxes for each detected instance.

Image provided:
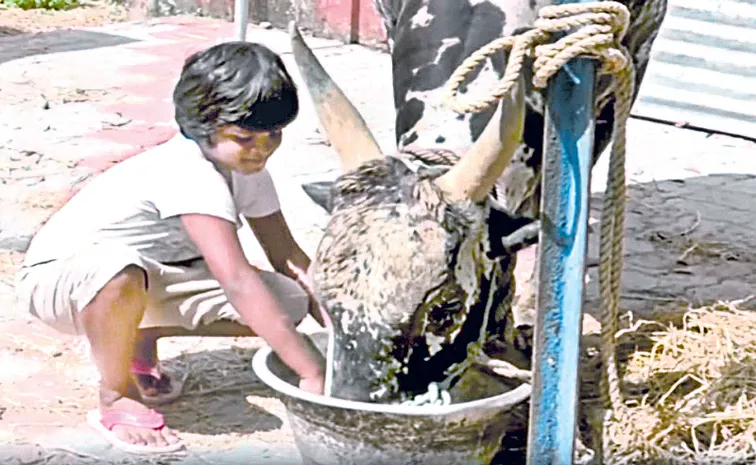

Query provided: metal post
[234,0,249,41]
[526,0,597,463]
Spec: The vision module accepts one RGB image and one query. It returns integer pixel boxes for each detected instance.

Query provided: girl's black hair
[173,41,299,143]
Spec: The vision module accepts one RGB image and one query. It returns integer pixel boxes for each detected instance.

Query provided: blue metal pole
[526,1,597,463]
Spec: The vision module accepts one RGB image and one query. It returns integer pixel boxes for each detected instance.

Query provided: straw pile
[603,297,756,465]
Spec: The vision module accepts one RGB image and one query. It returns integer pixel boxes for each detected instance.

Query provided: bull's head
[290,23,537,402]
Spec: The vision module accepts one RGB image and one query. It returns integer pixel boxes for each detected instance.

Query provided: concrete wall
[260,0,388,46]
[127,0,388,47]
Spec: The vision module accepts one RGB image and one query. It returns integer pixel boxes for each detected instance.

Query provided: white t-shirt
[23,134,281,266]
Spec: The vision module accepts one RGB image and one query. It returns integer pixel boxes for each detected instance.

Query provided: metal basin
[252,331,532,465]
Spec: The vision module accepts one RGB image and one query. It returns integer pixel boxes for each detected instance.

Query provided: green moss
[1,0,79,11]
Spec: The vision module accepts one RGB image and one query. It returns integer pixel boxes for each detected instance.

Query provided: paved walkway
[1,15,754,464]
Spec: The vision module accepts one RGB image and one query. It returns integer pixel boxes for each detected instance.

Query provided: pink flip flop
[131,359,186,406]
[87,408,184,454]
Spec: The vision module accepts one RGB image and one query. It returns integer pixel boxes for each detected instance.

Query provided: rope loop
[441,3,638,460]
[442,1,631,114]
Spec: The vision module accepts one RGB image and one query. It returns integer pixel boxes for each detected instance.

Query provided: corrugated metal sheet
[632,0,756,139]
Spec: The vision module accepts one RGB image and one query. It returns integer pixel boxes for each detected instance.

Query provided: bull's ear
[487,202,539,259]
[302,181,336,213]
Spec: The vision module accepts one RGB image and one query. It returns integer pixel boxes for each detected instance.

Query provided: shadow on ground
[163,387,285,436]
[0,26,25,37]
[158,347,285,436]
[583,172,756,320]
[0,29,139,65]
[492,172,756,463]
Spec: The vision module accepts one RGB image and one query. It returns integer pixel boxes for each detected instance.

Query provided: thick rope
[442,1,634,460]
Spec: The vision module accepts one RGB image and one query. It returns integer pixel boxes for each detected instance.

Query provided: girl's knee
[111,265,148,291]
[85,265,148,316]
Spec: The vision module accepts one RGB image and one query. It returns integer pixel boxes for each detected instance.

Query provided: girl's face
[206,124,284,174]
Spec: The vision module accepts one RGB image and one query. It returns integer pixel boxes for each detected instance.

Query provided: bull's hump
[391,0,532,151]
[387,0,667,155]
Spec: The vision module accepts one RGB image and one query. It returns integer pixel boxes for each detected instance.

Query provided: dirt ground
[0,0,129,36]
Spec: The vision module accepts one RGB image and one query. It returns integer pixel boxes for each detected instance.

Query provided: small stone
[260,21,272,29]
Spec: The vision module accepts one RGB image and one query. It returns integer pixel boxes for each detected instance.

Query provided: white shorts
[15,246,309,335]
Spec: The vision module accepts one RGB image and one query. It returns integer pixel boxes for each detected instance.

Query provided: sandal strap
[99,408,166,430]
[131,359,162,380]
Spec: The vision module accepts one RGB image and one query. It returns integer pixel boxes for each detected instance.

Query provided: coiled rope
[442,1,635,460]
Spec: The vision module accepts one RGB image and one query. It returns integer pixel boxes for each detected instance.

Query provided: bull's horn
[289,22,385,171]
[434,74,525,203]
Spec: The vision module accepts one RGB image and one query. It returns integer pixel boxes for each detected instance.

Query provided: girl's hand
[299,375,325,395]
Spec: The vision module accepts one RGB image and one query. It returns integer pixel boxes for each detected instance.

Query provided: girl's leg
[76,265,180,448]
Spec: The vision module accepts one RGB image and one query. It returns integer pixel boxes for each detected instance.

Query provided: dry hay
[605,296,756,465]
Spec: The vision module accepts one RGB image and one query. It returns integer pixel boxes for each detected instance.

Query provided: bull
[291,0,668,403]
